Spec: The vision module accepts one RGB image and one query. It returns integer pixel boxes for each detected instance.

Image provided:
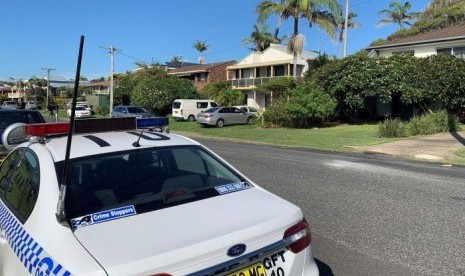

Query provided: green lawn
[169,119,399,152]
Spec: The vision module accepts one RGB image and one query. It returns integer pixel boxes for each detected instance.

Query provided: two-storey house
[226,44,318,109]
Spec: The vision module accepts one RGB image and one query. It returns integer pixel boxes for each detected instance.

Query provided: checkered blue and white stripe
[0,203,72,276]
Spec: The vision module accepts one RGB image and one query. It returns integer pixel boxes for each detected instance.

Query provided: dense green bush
[378,118,407,138]
[263,83,336,128]
[379,110,457,137]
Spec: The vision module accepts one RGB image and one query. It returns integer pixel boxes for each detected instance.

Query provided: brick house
[167,61,236,91]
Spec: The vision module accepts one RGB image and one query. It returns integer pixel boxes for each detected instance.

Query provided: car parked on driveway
[111,105,152,118]
[0,109,45,155]
[25,100,37,110]
[2,100,19,109]
[197,106,254,127]
[234,105,259,118]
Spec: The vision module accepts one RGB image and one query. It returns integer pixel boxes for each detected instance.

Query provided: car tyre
[216,119,224,128]
[246,116,254,124]
[188,115,196,122]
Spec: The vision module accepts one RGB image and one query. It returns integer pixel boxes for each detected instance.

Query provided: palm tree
[377,0,419,30]
[337,11,360,57]
[242,23,279,52]
[257,0,341,79]
[192,40,209,64]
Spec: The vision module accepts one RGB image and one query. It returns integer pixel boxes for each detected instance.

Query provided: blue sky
[0,0,431,81]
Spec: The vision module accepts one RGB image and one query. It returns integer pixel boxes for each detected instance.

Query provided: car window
[204,107,220,113]
[249,107,257,112]
[0,149,40,223]
[0,112,43,129]
[173,102,181,109]
[219,108,229,113]
[233,108,242,113]
[197,102,208,108]
[75,106,86,111]
[59,145,249,223]
[127,107,147,113]
[239,107,247,112]
[210,102,218,107]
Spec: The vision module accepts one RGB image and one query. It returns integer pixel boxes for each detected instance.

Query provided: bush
[95,106,109,116]
[378,118,407,138]
[408,110,451,135]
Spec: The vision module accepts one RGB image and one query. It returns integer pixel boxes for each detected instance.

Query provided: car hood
[73,188,302,275]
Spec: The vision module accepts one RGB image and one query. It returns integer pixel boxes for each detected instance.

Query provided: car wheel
[216,119,224,128]
[188,115,196,122]
[246,116,254,124]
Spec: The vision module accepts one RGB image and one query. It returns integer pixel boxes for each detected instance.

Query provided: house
[366,24,465,58]
[365,24,465,119]
[86,80,111,95]
[167,61,236,91]
[226,44,319,109]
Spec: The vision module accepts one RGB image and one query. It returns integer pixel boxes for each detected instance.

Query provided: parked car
[234,105,259,118]
[197,107,255,127]
[172,99,218,121]
[25,100,37,110]
[0,109,45,155]
[2,100,19,109]
[111,105,152,118]
[68,106,92,118]
[0,118,318,275]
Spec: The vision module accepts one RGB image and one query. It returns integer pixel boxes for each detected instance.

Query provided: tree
[336,11,360,57]
[200,81,243,106]
[131,76,198,115]
[257,0,341,79]
[377,0,418,30]
[192,39,209,64]
[242,23,281,52]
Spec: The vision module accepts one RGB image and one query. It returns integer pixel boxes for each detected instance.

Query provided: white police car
[0,117,319,276]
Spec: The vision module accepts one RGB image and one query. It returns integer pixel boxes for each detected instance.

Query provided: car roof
[34,130,200,161]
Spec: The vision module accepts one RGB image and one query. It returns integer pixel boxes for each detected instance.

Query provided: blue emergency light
[136,117,169,129]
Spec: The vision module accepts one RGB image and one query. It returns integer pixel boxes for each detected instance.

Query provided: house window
[198,73,207,82]
[274,65,285,76]
[437,47,465,58]
[437,48,452,55]
[392,50,414,55]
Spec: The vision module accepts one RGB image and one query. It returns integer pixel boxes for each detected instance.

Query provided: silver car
[197,107,254,127]
[111,105,152,118]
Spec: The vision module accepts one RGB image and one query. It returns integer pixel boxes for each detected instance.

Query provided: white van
[172,99,218,121]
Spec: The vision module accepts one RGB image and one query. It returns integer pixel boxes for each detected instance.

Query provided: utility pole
[41,67,55,109]
[343,0,350,58]
[101,46,117,116]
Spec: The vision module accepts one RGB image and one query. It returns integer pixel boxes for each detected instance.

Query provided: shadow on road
[315,259,335,276]
[450,131,465,147]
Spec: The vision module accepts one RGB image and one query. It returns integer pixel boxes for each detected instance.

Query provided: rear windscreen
[0,112,44,129]
[57,145,252,228]
[172,102,181,109]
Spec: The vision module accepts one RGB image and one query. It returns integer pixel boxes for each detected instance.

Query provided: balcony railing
[228,77,282,88]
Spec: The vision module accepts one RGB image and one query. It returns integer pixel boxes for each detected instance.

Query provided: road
[194,138,465,276]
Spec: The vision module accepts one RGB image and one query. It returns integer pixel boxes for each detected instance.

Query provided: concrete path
[349,131,465,162]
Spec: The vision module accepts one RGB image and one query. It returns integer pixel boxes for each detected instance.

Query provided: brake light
[180,109,183,116]
[204,114,213,118]
[24,123,70,136]
[283,219,311,254]
[148,274,173,276]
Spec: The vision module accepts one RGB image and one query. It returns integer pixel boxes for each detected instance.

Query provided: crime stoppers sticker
[71,205,136,229]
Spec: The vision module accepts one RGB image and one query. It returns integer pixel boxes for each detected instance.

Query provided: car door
[0,149,40,274]
[231,107,246,124]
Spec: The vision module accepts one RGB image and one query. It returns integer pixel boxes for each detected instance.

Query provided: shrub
[407,110,452,135]
[378,118,407,138]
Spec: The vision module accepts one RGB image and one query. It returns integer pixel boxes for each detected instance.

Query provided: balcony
[228,77,283,89]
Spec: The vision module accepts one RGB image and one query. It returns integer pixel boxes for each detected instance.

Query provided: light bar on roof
[136,117,169,129]
[24,123,70,136]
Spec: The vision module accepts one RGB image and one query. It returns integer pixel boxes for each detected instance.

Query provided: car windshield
[127,107,147,113]
[75,106,86,111]
[57,145,250,224]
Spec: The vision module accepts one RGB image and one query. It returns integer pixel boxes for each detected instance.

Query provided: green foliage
[378,118,407,138]
[315,53,465,118]
[256,77,296,99]
[200,81,243,106]
[95,106,110,116]
[263,82,336,127]
[132,76,197,115]
[305,53,335,78]
[379,110,456,137]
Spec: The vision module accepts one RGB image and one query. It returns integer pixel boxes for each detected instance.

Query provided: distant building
[366,24,465,58]
[168,61,236,91]
[226,43,318,109]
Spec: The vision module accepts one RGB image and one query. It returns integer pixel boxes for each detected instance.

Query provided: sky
[0,0,432,81]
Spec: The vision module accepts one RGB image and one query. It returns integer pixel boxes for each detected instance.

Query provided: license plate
[227,262,267,276]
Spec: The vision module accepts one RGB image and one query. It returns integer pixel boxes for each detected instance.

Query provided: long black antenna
[56,35,85,226]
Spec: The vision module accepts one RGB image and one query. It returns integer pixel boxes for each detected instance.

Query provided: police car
[0,117,319,276]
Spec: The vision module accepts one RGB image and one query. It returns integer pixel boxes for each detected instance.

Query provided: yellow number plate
[227,262,267,276]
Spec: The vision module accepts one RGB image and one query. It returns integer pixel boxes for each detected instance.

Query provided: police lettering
[263,250,285,269]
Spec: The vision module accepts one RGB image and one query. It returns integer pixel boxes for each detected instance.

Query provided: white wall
[377,40,465,57]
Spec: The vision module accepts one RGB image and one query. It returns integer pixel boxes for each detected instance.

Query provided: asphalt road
[194,138,465,276]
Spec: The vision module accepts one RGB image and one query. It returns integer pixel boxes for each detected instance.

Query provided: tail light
[283,219,311,254]
[180,109,183,116]
[204,114,213,118]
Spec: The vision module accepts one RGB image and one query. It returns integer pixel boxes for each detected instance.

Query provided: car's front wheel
[216,119,224,128]
[246,116,254,124]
